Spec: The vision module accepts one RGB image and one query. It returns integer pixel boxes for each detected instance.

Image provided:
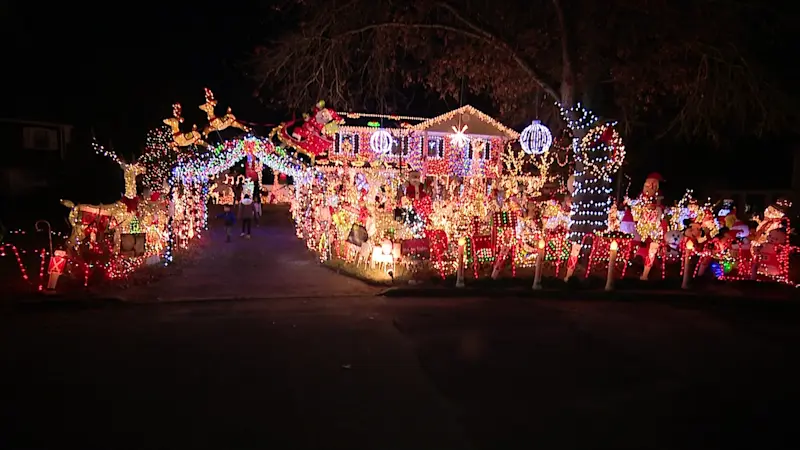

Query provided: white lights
[370,129,394,154]
[577,122,625,177]
[450,124,470,149]
[519,120,552,155]
[556,102,599,131]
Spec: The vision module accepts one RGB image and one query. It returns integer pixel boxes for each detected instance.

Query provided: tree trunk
[566,114,613,242]
[549,0,613,243]
[561,90,614,243]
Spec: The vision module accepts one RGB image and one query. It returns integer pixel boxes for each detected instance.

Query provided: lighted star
[450,125,469,149]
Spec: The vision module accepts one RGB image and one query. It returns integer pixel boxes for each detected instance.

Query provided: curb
[378,286,800,310]
[320,261,394,288]
[121,293,373,305]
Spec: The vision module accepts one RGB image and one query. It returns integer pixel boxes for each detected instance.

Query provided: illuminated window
[427,136,444,158]
[338,133,359,155]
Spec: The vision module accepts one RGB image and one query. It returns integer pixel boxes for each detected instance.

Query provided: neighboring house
[0,118,73,197]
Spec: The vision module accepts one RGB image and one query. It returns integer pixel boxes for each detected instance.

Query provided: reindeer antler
[204,88,216,104]
[172,103,182,118]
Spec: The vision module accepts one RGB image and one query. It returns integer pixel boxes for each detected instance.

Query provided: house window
[469,139,491,160]
[338,133,359,155]
[23,127,58,151]
[427,136,444,158]
[392,136,410,156]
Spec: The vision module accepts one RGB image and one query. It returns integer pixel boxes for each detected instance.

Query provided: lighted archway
[166,136,314,257]
[173,136,311,183]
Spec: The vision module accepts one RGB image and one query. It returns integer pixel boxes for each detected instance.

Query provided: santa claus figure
[403,170,427,201]
[400,170,432,221]
[628,172,668,279]
[629,172,668,241]
[641,172,662,199]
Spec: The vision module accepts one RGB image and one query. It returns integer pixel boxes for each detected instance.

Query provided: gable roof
[410,105,519,139]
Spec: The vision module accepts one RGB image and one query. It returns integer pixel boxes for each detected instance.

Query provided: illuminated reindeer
[163,103,206,148]
[199,88,251,136]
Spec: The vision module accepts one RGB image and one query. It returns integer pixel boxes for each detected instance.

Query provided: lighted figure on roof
[163,103,207,148]
[274,100,344,160]
[199,88,251,136]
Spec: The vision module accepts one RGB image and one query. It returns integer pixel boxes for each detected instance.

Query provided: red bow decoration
[121,196,140,213]
[600,126,615,143]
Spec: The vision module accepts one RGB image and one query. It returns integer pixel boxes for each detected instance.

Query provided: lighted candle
[605,240,619,291]
[681,240,694,289]
[456,237,466,288]
[532,239,546,290]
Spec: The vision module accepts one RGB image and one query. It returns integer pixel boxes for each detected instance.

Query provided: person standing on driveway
[239,194,255,239]
[216,206,236,243]
[253,187,262,226]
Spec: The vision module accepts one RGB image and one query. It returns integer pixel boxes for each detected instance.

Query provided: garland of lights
[140,126,176,192]
[554,102,619,243]
[576,123,625,177]
[173,136,312,184]
[338,112,429,122]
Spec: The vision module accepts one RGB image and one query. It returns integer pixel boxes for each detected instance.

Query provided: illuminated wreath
[576,122,625,177]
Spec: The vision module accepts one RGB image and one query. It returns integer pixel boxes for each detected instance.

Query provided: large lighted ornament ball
[370,130,394,154]
[567,175,576,194]
[520,120,553,155]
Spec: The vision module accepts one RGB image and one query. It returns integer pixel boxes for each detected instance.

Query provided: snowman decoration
[757,227,789,277]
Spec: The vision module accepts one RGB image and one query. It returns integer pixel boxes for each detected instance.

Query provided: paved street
[3,207,800,449]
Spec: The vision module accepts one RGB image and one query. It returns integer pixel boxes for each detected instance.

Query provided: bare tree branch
[248,0,793,143]
[550,0,576,108]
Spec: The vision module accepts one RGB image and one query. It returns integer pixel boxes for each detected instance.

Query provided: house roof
[410,105,519,139]
[337,112,428,129]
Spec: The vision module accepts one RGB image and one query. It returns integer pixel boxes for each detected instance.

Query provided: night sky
[4,3,274,158]
[2,3,798,197]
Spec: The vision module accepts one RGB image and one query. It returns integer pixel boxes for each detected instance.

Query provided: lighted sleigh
[272,100,344,161]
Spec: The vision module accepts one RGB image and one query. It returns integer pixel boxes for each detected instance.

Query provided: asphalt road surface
[3,207,800,449]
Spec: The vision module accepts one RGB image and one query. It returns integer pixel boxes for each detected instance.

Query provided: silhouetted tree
[248,0,795,238]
